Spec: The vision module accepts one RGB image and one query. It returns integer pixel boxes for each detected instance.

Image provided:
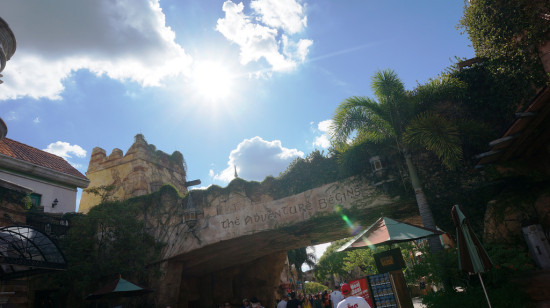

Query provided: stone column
[199,274,214,308]
[157,260,185,308]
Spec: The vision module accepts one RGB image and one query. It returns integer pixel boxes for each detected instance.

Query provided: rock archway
[136,177,419,308]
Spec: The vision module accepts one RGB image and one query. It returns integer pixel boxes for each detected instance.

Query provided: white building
[0,125,89,213]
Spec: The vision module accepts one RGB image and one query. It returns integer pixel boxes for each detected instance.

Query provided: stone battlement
[79,134,187,213]
[87,134,185,174]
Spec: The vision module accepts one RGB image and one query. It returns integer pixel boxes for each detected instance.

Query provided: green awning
[338,217,442,251]
[86,276,153,300]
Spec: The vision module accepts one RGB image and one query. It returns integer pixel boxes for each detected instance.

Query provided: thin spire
[234,165,238,178]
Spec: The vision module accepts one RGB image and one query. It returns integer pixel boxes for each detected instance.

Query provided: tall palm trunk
[404,152,451,288]
[404,152,442,254]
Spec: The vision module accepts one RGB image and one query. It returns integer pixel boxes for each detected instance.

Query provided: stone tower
[78,134,187,213]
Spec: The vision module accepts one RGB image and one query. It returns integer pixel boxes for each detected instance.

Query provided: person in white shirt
[277,294,287,308]
[336,283,371,308]
[330,286,344,308]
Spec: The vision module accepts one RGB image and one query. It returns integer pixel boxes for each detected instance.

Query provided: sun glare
[192,61,234,101]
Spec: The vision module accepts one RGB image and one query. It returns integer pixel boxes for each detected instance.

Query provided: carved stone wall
[135,177,413,308]
[78,134,187,213]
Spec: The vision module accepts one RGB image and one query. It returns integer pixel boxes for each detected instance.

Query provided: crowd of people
[276,284,370,308]
[277,290,334,308]
[218,283,370,308]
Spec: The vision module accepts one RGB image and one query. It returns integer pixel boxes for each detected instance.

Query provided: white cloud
[313,134,330,149]
[5,111,17,121]
[216,0,312,73]
[312,119,333,149]
[318,119,333,133]
[193,184,213,191]
[33,117,40,124]
[0,0,192,100]
[43,141,87,160]
[212,136,304,183]
[250,0,307,34]
[70,162,84,169]
[283,36,313,62]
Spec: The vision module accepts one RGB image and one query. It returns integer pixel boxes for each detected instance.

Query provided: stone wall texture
[136,177,415,308]
[78,134,187,213]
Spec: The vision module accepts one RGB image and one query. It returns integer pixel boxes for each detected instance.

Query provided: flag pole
[477,272,492,308]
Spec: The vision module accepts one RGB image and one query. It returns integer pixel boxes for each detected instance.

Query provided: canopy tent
[0,225,66,280]
[338,217,443,251]
[86,276,154,300]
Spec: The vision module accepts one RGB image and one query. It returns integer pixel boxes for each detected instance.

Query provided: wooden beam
[184,179,201,187]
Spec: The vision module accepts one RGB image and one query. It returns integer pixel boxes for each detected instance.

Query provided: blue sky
[0,1,474,212]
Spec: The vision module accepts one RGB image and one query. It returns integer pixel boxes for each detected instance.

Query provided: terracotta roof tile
[0,138,87,179]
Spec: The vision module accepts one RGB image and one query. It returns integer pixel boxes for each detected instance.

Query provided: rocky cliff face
[78,134,187,213]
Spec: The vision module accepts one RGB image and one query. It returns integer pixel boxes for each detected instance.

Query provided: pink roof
[0,138,87,179]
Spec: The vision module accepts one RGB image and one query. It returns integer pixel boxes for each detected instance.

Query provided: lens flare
[334,204,375,249]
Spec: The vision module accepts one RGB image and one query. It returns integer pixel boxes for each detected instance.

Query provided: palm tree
[330,70,465,254]
[287,247,317,280]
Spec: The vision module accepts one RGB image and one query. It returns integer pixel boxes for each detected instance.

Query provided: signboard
[348,278,374,307]
[373,248,406,273]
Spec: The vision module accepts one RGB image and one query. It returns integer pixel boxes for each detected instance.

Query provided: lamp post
[182,179,207,243]
[183,192,200,230]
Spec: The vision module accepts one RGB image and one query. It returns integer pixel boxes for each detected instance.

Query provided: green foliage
[402,243,461,287]
[199,149,367,205]
[455,0,549,141]
[84,184,117,204]
[331,70,466,154]
[422,285,529,308]
[313,240,350,282]
[404,112,462,170]
[484,244,536,279]
[406,242,533,308]
[36,201,165,306]
[342,248,378,275]
[459,0,550,70]
[170,150,187,173]
[304,282,329,294]
[411,74,468,108]
[314,240,395,283]
[0,186,31,209]
[447,57,545,139]
[335,140,411,199]
[330,69,469,261]
[275,150,340,199]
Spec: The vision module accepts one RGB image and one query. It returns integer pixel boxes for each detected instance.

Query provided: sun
[191,61,234,101]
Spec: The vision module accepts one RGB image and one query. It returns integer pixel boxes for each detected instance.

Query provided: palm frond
[371,70,406,103]
[370,70,413,135]
[330,96,392,149]
[404,112,463,170]
[412,75,467,113]
[304,252,317,268]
